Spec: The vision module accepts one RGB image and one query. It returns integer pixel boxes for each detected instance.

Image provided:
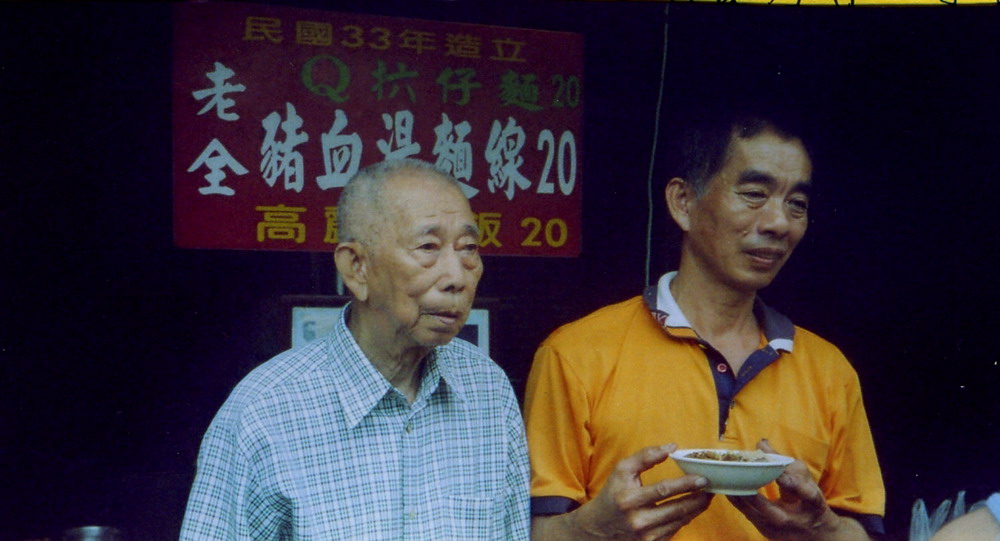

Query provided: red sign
[173,3,584,256]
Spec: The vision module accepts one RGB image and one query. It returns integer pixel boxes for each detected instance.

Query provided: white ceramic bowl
[670,448,795,495]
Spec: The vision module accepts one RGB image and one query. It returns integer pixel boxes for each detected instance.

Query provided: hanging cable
[645,5,671,287]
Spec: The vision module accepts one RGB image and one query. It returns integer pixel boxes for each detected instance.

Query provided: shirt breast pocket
[445,494,504,541]
[775,424,830,482]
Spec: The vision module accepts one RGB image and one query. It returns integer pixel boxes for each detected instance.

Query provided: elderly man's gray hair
[336,159,465,246]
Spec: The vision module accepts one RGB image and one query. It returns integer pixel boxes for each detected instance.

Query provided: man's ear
[334,242,369,302]
[665,177,694,233]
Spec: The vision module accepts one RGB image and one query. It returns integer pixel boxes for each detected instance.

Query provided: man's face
[364,172,483,350]
[684,128,812,293]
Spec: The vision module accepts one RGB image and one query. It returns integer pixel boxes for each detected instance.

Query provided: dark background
[2,2,998,540]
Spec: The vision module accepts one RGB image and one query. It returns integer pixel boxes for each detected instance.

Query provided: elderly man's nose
[438,248,472,291]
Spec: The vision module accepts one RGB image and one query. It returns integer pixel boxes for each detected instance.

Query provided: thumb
[756,439,799,503]
[757,438,777,454]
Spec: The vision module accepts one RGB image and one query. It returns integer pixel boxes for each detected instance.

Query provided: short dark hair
[672,111,811,196]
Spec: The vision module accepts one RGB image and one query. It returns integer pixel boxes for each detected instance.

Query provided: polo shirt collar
[645,271,795,353]
[329,303,465,429]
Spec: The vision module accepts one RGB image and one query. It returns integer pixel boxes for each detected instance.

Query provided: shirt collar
[645,271,795,352]
[329,303,465,429]
[430,347,469,404]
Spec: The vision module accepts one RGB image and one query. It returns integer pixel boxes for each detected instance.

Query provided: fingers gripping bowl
[670,449,795,495]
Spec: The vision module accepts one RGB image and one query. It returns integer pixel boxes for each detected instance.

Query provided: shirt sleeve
[822,367,886,534]
[180,405,289,540]
[502,389,532,540]
[523,342,593,513]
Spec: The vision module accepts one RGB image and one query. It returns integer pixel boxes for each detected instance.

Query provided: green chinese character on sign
[499,70,543,112]
[371,60,418,102]
[435,67,482,106]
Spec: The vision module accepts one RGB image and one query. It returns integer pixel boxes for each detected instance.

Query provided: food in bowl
[671,448,794,495]
[685,449,769,462]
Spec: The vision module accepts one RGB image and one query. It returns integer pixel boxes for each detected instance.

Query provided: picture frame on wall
[286,296,490,355]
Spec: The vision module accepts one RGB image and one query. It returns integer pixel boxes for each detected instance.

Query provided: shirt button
[405,422,414,433]
[406,511,416,520]
[716,362,728,373]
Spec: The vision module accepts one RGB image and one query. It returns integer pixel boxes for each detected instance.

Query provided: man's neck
[670,263,760,372]
[347,307,429,404]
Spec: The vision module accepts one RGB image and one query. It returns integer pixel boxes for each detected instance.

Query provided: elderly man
[525,113,885,540]
[181,159,529,540]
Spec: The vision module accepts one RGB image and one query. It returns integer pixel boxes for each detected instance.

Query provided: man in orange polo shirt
[525,112,885,540]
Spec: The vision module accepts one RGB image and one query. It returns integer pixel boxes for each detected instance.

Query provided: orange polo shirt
[524,273,885,539]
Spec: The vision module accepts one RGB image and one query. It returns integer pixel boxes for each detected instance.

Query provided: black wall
[3,2,998,540]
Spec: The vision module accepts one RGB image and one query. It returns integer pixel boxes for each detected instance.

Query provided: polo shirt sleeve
[524,341,593,515]
[822,367,886,533]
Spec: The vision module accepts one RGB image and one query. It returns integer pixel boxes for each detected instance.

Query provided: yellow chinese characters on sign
[256,205,307,244]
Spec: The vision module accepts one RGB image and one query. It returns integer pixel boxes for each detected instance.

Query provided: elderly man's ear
[334,242,369,302]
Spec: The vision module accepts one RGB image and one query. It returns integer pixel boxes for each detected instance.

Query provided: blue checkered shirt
[180,307,530,540]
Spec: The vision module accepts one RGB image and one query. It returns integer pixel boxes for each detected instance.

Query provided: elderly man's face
[364,172,483,349]
[684,128,812,293]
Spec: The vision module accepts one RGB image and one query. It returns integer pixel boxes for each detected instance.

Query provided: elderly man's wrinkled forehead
[361,168,466,242]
